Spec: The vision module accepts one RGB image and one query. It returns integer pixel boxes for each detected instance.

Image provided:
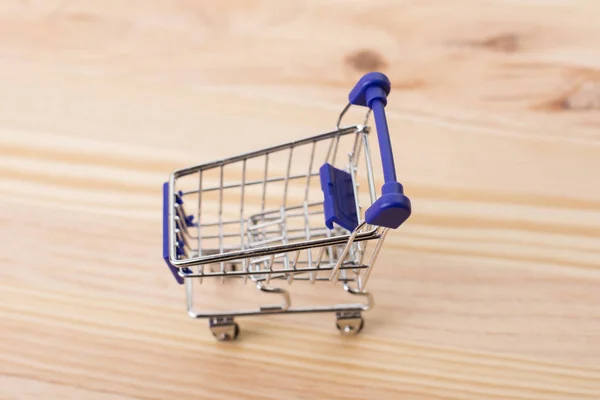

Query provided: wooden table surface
[2,1,600,399]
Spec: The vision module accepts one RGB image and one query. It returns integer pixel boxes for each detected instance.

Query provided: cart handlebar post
[348,72,411,229]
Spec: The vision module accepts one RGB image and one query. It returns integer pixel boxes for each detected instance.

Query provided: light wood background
[2,1,600,399]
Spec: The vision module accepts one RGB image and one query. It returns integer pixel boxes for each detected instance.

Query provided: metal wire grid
[167,125,384,286]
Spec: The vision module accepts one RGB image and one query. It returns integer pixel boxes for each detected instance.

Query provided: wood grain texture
[1,1,600,399]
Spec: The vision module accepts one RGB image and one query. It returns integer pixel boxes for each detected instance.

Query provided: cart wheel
[212,323,240,341]
[336,317,364,336]
[209,317,240,341]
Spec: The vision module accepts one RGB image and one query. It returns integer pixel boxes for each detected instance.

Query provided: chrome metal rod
[187,283,372,319]
[179,263,369,279]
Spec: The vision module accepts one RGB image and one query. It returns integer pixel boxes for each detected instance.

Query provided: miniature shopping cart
[162,72,411,341]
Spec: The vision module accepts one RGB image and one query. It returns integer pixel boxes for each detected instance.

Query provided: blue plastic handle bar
[348,72,411,229]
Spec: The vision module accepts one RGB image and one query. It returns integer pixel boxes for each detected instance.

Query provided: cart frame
[162,72,411,340]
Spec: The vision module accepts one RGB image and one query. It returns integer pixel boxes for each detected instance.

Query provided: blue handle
[348,72,411,229]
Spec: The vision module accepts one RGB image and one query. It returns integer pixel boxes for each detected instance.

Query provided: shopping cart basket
[162,72,411,340]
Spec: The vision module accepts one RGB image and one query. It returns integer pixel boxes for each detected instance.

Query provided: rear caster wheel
[335,311,364,336]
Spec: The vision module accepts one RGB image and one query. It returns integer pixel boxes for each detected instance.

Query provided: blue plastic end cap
[364,181,412,229]
[365,193,411,229]
[348,72,391,108]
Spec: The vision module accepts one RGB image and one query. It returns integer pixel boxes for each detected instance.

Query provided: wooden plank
[1,1,599,399]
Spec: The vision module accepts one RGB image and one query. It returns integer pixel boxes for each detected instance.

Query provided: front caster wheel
[209,317,240,341]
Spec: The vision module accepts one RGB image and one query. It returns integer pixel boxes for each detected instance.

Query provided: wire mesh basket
[162,72,412,340]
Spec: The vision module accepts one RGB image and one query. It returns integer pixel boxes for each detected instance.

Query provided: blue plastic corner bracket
[348,72,412,229]
[162,182,185,284]
[320,163,359,232]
